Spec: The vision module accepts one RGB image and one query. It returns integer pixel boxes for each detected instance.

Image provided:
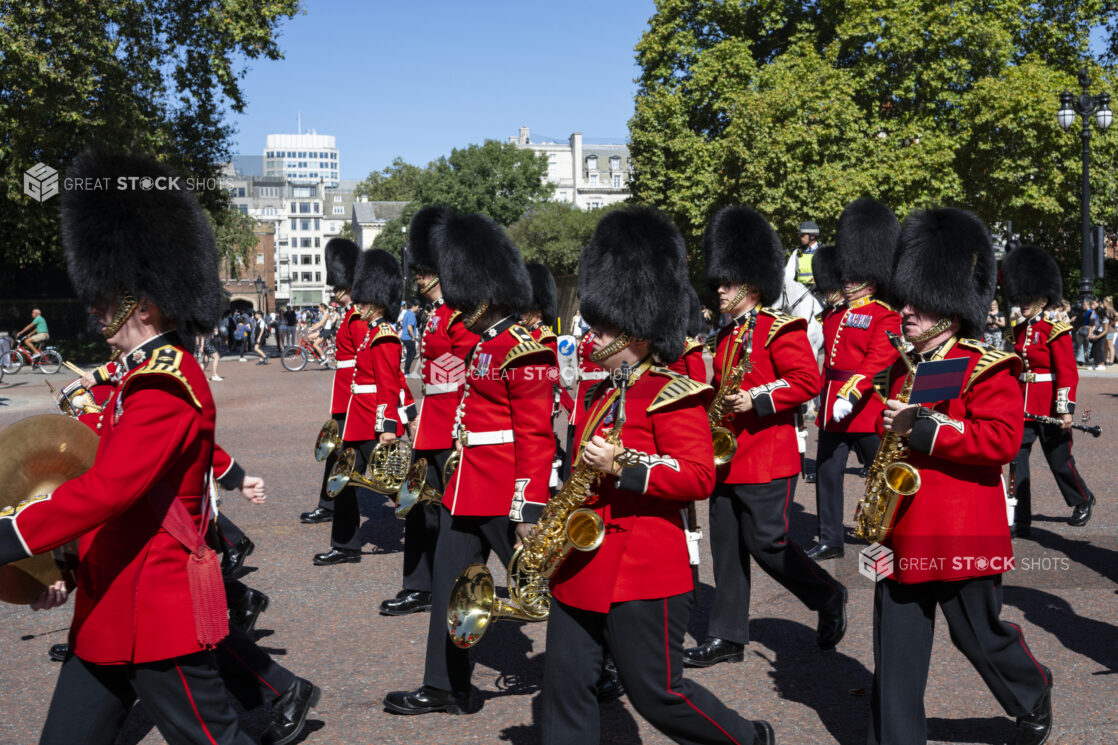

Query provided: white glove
[831,397,854,423]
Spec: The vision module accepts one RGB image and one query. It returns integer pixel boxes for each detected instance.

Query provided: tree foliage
[370,140,551,255]
[630,0,1118,279]
[209,208,259,279]
[508,202,625,275]
[354,157,425,202]
[0,0,298,267]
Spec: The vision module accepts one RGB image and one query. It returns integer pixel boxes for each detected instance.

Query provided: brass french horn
[0,416,97,604]
[394,452,462,519]
[326,440,414,496]
[314,419,342,462]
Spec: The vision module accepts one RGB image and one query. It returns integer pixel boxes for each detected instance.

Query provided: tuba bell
[314,419,342,462]
[326,440,414,497]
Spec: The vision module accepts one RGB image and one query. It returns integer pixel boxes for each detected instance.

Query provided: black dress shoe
[313,547,361,566]
[753,720,776,745]
[261,677,321,745]
[229,589,270,633]
[803,472,817,484]
[682,637,745,668]
[383,686,470,715]
[1009,523,1032,539]
[1068,495,1095,527]
[1015,667,1053,745]
[221,537,254,577]
[806,543,845,560]
[48,643,69,662]
[817,586,848,651]
[299,507,333,524]
[379,590,432,616]
[595,655,625,702]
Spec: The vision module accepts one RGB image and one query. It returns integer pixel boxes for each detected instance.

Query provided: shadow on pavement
[497,679,643,745]
[356,490,404,554]
[1027,526,1118,585]
[1004,586,1118,674]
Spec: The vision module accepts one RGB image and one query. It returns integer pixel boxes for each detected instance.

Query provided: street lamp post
[1057,66,1112,302]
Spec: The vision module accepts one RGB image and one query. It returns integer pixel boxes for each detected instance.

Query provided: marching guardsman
[1002,246,1097,535]
[808,198,902,561]
[383,214,555,715]
[0,152,255,744]
[300,238,362,525]
[684,205,847,669]
[812,242,845,313]
[541,208,772,745]
[313,249,406,566]
[379,206,474,616]
[869,208,1051,745]
[667,287,709,383]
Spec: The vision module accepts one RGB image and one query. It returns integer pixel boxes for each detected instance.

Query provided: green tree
[209,208,259,279]
[354,157,424,202]
[508,202,625,274]
[0,0,298,266]
[630,0,1118,277]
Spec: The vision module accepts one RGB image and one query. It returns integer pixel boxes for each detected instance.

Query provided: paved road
[0,356,1115,745]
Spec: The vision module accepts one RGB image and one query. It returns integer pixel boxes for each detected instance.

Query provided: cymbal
[0,415,97,604]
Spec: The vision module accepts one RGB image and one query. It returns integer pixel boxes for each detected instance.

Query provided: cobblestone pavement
[0,355,1115,745]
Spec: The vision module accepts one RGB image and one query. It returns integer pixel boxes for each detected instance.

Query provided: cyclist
[305,303,330,361]
[18,308,50,357]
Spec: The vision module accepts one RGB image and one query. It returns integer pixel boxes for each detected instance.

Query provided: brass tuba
[314,419,342,462]
[853,332,921,542]
[394,453,460,519]
[0,416,96,604]
[326,440,414,497]
[447,361,636,649]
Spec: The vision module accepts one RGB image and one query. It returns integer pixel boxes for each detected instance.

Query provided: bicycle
[280,336,336,372]
[2,333,63,375]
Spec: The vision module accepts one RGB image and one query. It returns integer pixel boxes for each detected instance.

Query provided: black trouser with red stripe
[401,449,446,593]
[706,477,843,644]
[215,513,246,551]
[542,594,758,745]
[814,430,880,546]
[41,651,253,745]
[216,625,295,709]
[330,438,376,550]
[868,575,1050,745]
[312,413,346,513]
[1013,420,1093,526]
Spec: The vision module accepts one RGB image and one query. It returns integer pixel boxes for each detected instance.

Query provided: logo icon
[859,543,894,582]
[23,163,59,202]
[430,352,466,387]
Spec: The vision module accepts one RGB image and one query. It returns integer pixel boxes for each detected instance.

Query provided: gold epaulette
[448,309,462,326]
[871,298,896,312]
[122,345,202,410]
[957,339,1020,391]
[371,322,399,342]
[501,325,552,370]
[683,337,703,355]
[536,325,558,345]
[760,307,804,347]
[647,367,712,413]
[1048,321,1073,343]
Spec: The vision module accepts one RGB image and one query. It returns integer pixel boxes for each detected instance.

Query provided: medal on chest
[427,315,441,334]
[475,352,492,377]
[847,313,872,329]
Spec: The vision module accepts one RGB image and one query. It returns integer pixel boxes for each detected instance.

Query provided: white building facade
[263,133,340,188]
[510,126,631,209]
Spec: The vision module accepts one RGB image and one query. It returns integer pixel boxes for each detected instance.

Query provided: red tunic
[331,306,366,414]
[413,301,479,450]
[876,338,1022,583]
[571,332,608,428]
[0,337,225,664]
[666,337,707,383]
[1012,317,1077,416]
[344,321,406,441]
[817,296,900,433]
[551,364,714,613]
[712,308,822,484]
[442,318,555,520]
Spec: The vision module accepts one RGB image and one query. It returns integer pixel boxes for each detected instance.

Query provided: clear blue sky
[229,0,657,180]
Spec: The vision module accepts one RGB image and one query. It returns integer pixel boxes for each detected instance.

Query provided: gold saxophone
[708,361,747,466]
[446,361,638,649]
[853,332,921,542]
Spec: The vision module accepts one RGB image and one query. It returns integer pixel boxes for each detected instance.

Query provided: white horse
[780,256,825,358]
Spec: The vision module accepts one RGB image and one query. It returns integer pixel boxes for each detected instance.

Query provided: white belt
[579,370,608,381]
[424,381,461,395]
[351,384,378,394]
[336,360,355,369]
[459,429,514,447]
[1020,373,1052,383]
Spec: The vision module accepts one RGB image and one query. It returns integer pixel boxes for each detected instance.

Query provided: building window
[613,174,622,188]
[301,220,310,230]
[256,253,264,265]
[586,155,597,170]
[299,202,311,213]
[290,219,297,231]
[314,219,320,230]
[315,272,321,282]
[333,195,342,202]
[314,238,320,248]
[238,204,248,215]
[610,156,621,170]
[314,254,321,263]
[589,200,603,209]
[301,255,312,265]
[313,203,319,212]
[302,272,312,282]
[294,187,312,197]
[589,173,599,187]
[301,237,312,248]
[333,206,345,215]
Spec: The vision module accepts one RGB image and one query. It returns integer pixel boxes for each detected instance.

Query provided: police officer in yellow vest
[791,220,821,287]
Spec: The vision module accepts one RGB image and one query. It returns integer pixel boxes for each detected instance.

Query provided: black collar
[120,331,181,373]
[482,315,519,340]
[731,308,758,328]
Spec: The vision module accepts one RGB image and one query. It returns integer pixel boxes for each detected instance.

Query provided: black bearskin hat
[891,207,997,339]
[324,238,359,290]
[434,213,532,316]
[525,262,558,328]
[579,207,690,363]
[1001,245,1063,309]
[60,151,221,337]
[351,249,403,323]
[408,205,454,274]
[685,285,707,338]
[812,243,842,298]
[835,198,900,293]
[703,205,785,306]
